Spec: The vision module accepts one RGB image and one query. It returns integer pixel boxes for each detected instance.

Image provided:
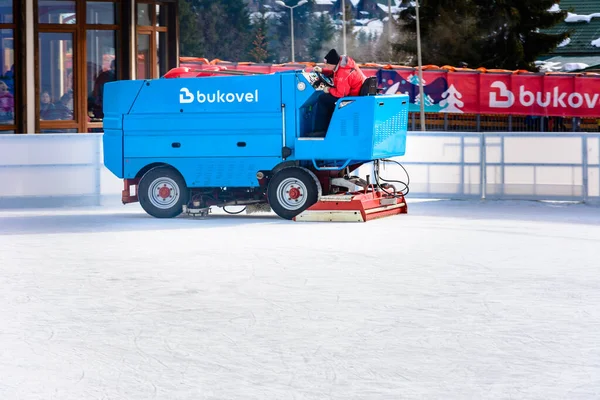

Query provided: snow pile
[557,37,571,47]
[548,3,561,13]
[535,60,562,72]
[314,0,334,5]
[562,62,589,72]
[565,12,600,23]
[535,60,589,72]
[592,37,600,47]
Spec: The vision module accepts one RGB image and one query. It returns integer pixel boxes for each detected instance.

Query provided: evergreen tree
[249,4,271,62]
[393,0,569,71]
[308,13,336,61]
[474,0,569,70]
[179,0,253,61]
[178,0,202,57]
[393,0,483,67]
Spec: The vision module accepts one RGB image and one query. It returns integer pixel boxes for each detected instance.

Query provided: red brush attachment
[294,189,407,222]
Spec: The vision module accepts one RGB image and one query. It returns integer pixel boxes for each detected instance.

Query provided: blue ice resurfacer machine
[102,66,409,222]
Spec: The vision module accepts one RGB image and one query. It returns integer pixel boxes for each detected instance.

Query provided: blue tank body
[102,70,408,189]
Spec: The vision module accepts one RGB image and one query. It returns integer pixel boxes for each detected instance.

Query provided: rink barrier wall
[0,133,123,209]
[371,131,600,204]
[1,132,599,209]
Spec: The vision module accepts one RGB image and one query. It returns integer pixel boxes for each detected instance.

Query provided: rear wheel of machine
[267,167,320,220]
[138,166,189,218]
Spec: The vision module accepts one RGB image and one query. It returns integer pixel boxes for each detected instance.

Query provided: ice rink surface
[1,199,599,400]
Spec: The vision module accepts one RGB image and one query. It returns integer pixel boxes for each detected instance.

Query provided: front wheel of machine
[138,166,189,218]
[267,167,321,220]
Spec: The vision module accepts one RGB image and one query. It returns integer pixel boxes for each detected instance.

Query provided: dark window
[87,29,116,120]
[137,33,150,79]
[39,32,75,121]
[0,29,14,126]
[86,1,116,25]
[137,3,151,26]
[38,0,77,24]
[0,0,13,23]
[156,4,167,26]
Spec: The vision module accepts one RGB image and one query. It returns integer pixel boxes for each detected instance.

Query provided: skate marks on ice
[0,200,599,399]
[0,206,283,236]
[1,199,599,237]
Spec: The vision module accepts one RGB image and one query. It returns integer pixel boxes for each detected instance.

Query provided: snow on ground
[1,200,600,399]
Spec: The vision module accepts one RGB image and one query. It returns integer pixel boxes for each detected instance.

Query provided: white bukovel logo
[489,81,599,109]
[179,87,259,104]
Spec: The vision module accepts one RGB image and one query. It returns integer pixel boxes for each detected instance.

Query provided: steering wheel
[315,71,334,88]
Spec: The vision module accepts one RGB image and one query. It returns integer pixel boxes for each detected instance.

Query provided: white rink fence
[387,131,600,203]
[0,133,122,208]
[1,131,599,208]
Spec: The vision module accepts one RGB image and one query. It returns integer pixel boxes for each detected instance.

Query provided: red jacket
[323,56,366,98]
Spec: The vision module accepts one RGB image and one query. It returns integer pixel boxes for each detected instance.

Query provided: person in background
[60,69,74,112]
[91,59,116,119]
[309,49,366,136]
[0,80,14,122]
[39,90,54,120]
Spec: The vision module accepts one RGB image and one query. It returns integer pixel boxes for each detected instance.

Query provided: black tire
[138,166,189,218]
[267,167,321,220]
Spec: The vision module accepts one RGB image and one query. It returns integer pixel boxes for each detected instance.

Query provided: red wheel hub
[158,185,171,199]
[288,186,301,200]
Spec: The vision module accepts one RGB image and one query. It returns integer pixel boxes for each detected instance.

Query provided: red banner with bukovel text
[376,69,600,117]
[179,60,600,117]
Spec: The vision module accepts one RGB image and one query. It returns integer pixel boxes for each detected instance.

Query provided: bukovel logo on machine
[179,87,259,104]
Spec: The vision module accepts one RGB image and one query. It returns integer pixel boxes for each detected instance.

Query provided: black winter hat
[324,49,341,65]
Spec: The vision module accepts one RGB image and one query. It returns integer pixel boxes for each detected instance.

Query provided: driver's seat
[358,76,378,96]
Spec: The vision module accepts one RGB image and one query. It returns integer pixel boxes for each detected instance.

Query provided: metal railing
[408,113,600,133]
[2,131,599,208]
[389,131,600,203]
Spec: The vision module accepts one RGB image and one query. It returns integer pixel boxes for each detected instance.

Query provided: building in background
[0,0,180,134]
[538,0,600,72]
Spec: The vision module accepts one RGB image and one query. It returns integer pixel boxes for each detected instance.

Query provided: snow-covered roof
[377,3,408,14]
[352,19,384,36]
[542,1,600,55]
[565,12,600,23]
[535,55,600,72]
[563,62,590,71]
[314,0,334,5]
[249,11,279,23]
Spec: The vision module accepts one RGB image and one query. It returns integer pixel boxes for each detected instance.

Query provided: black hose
[223,206,247,214]
[373,159,410,197]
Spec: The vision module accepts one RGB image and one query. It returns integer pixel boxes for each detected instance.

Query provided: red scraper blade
[293,191,407,222]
